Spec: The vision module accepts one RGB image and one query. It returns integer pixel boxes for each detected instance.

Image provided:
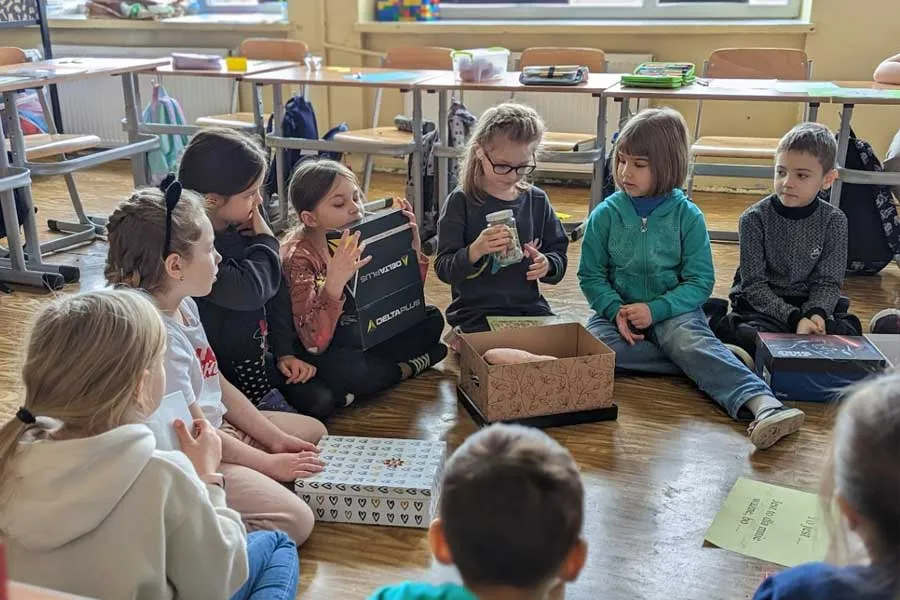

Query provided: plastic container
[485,209,523,267]
[452,47,510,83]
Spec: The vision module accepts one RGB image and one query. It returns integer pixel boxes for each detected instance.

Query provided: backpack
[142,84,189,186]
[0,179,31,241]
[830,128,900,275]
[265,95,348,198]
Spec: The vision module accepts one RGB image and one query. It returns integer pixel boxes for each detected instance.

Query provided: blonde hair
[821,372,900,596]
[460,102,545,205]
[0,289,166,511]
[614,107,690,197]
[105,187,207,293]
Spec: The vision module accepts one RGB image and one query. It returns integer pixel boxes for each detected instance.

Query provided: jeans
[586,308,773,420]
[231,530,299,600]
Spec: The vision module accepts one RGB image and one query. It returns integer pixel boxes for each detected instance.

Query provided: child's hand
[397,198,422,254]
[324,230,372,298]
[810,314,826,334]
[523,242,550,281]
[270,434,320,455]
[616,309,644,346]
[622,303,653,330]
[796,317,819,335]
[174,418,222,477]
[263,452,326,482]
[468,225,512,264]
[239,205,274,238]
[277,355,317,384]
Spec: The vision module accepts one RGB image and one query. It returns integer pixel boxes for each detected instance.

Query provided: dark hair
[177,127,268,198]
[614,107,690,197]
[288,159,361,216]
[777,122,837,172]
[439,424,584,589]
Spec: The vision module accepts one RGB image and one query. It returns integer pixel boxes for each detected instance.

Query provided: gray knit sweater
[730,194,848,328]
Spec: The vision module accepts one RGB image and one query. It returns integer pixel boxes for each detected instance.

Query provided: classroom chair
[330,46,454,194]
[687,48,812,196]
[195,38,309,132]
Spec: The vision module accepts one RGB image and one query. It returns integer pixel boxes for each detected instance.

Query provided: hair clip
[162,180,183,258]
[159,173,177,192]
[16,406,36,425]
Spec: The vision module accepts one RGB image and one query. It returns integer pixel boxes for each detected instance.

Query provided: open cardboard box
[457,323,617,427]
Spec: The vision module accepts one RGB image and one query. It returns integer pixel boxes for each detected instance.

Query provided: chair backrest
[520,47,607,73]
[0,47,27,67]
[383,46,453,70]
[705,48,809,80]
[239,38,309,62]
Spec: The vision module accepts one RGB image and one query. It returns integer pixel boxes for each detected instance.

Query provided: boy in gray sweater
[715,122,862,360]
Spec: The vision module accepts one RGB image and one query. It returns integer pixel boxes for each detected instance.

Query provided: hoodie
[0,423,248,600]
[370,582,478,600]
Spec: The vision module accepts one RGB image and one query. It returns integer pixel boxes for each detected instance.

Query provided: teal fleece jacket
[577,189,715,324]
[369,582,477,600]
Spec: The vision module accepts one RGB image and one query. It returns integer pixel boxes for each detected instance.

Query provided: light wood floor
[2,164,899,600]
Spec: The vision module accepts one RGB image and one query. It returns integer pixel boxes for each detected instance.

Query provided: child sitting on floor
[714,122,861,363]
[176,128,338,420]
[754,372,900,599]
[434,102,569,336]
[281,159,446,401]
[369,424,587,600]
[578,107,803,450]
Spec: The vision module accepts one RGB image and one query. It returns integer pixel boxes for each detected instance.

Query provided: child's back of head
[435,424,586,595]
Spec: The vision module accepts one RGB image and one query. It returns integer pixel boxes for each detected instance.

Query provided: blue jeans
[586,308,773,420]
[231,531,299,600]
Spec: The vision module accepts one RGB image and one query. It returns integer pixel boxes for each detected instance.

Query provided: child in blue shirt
[578,107,804,450]
[369,424,587,600]
[754,372,900,599]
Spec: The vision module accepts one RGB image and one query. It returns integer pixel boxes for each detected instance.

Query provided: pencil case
[519,65,588,86]
[621,62,696,88]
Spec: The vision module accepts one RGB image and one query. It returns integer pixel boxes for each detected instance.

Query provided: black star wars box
[754,333,888,403]
[326,208,426,350]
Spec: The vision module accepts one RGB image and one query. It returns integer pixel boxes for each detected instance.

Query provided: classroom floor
[1,164,898,600]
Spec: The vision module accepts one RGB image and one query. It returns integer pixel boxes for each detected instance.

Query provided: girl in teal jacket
[578,108,804,450]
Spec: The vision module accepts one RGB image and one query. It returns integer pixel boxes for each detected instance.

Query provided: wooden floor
[2,164,899,600]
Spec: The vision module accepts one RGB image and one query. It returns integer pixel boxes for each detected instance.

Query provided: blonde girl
[577,107,803,450]
[105,184,326,545]
[0,289,299,600]
[434,102,569,335]
[754,372,900,599]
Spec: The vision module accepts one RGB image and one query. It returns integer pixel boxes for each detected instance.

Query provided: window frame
[439,0,804,20]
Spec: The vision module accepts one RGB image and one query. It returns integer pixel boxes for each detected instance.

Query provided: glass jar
[485,209,523,268]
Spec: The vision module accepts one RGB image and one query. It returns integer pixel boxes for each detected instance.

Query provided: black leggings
[309,306,445,399]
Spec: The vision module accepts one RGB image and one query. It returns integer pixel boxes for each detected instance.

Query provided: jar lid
[486,209,514,222]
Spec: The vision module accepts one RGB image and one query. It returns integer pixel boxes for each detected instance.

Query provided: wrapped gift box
[755,333,888,402]
[326,209,426,349]
[295,436,445,529]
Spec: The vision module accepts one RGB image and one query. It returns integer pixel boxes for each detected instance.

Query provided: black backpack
[831,128,900,275]
[0,152,32,241]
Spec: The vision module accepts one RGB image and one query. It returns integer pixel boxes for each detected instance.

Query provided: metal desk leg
[122,72,148,187]
[807,102,819,122]
[273,84,287,228]
[437,90,449,215]
[618,98,631,130]
[830,103,854,208]
[410,88,425,227]
[589,93,608,211]
[252,83,266,140]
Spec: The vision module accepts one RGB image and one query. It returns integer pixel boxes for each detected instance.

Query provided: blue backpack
[265,95,349,197]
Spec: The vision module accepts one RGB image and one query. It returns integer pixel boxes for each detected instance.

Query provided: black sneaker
[869,309,900,334]
[405,344,449,378]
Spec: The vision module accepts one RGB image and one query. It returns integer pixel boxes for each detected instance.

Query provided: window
[197,0,284,15]
[439,0,803,20]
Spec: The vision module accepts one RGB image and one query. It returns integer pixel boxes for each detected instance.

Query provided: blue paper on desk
[343,71,423,83]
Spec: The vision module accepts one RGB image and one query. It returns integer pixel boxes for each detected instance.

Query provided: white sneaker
[749,407,805,450]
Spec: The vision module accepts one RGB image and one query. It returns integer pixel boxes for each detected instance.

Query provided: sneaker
[725,343,755,369]
[869,308,900,334]
[404,344,450,378]
[748,407,805,450]
[343,393,355,408]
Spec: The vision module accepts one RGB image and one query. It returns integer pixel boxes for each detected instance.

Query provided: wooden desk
[244,66,446,230]
[0,57,168,85]
[154,59,297,79]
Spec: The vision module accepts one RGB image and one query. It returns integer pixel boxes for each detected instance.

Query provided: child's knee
[423,306,446,339]
[279,497,316,546]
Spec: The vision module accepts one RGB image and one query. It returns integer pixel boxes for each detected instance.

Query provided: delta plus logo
[359,254,410,284]
[367,297,422,333]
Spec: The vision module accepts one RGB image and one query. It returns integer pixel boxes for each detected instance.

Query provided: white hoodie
[0,423,248,600]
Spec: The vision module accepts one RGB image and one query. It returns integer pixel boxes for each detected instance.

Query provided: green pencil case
[621,62,696,88]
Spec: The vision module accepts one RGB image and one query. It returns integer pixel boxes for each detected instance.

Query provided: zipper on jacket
[641,217,649,300]
[641,217,648,233]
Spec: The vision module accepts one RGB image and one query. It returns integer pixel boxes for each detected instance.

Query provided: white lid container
[452,47,510,82]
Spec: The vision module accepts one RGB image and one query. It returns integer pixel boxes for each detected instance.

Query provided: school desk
[604,79,832,242]
[0,57,166,290]
[243,66,447,232]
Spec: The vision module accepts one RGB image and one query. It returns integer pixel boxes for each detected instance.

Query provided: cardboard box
[457,323,617,426]
[755,333,888,402]
[326,209,426,349]
[295,436,445,529]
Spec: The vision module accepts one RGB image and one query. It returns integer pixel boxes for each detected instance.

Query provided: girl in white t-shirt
[105,183,327,545]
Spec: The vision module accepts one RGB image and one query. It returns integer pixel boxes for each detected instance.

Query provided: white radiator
[52,45,234,146]
[404,52,652,174]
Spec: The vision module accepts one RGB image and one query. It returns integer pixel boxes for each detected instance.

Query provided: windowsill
[48,13,289,32]
[355,18,815,35]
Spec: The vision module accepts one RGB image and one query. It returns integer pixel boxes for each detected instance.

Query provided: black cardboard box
[754,333,888,402]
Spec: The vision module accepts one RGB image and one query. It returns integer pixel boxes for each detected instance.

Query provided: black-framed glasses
[162,180,183,258]
[485,153,537,176]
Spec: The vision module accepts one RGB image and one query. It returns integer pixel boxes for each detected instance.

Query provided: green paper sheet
[343,71,423,83]
[774,81,841,95]
[705,477,829,568]
[832,87,900,99]
[486,316,567,331]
